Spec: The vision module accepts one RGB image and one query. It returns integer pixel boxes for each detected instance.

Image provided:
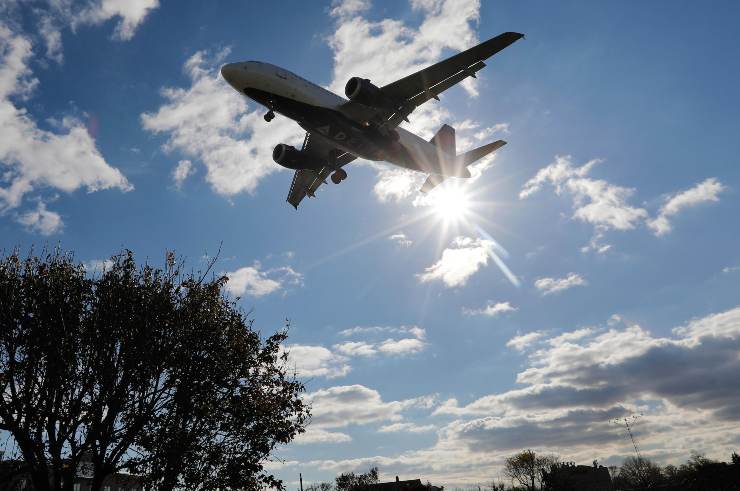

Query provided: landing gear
[331,168,347,184]
[264,110,275,122]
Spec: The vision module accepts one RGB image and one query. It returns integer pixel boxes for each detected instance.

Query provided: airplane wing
[340,32,523,127]
[286,133,356,209]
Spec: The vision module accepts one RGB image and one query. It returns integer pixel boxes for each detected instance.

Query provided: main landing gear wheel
[331,168,348,184]
[264,110,275,122]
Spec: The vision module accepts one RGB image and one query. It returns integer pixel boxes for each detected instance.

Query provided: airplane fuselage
[221,61,456,175]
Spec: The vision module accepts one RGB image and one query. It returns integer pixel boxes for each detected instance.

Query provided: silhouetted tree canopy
[612,456,664,489]
[335,466,379,491]
[504,450,559,491]
[0,249,309,491]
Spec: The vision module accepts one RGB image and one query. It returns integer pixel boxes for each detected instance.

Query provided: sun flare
[430,185,472,224]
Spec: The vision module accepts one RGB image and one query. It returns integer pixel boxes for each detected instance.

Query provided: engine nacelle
[345,77,388,108]
[272,144,322,171]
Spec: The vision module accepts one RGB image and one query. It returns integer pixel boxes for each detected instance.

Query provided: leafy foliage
[504,450,559,491]
[0,249,309,491]
[335,466,380,491]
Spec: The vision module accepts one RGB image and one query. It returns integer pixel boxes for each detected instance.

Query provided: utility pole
[300,473,303,491]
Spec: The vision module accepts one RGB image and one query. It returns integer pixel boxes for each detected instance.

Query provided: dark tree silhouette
[504,450,559,491]
[0,249,309,491]
[335,466,379,491]
[305,483,334,491]
[613,456,664,489]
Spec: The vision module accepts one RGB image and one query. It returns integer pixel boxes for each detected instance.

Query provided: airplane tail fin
[429,124,456,157]
[421,128,506,193]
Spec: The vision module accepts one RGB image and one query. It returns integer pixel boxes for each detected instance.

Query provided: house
[0,459,143,491]
[363,477,443,491]
[542,461,613,491]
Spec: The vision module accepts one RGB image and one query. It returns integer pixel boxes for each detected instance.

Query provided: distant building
[363,477,443,491]
[542,461,613,491]
[0,459,142,491]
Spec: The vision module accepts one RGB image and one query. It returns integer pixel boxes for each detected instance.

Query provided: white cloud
[388,232,413,247]
[294,428,352,445]
[722,266,739,274]
[378,337,427,355]
[521,156,647,232]
[83,258,114,273]
[224,262,303,297]
[305,384,430,428]
[171,159,194,188]
[378,422,436,433]
[3,0,158,66]
[0,24,132,214]
[282,345,351,380]
[76,0,160,41]
[335,325,427,357]
[534,273,586,295]
[330,0,370,19]
[521,156,725,247]
[400,306,740,484]
[463,301,516,317]
[339,325,425,339]
[473,123,510,141]
[16,201,63,235]
[333,341,377,357]
[418,236,493,288]
[372,166,426,203]
[547,327,593,346]
[38,15,63,63]
[141,49,303,197]
[506,331,545,352]
[647,178,725,236]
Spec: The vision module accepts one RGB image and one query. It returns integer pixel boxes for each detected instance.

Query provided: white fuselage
[221,61,458,176]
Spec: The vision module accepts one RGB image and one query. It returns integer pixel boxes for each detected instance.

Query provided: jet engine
[272,144,322,170]
[345,77,388,108]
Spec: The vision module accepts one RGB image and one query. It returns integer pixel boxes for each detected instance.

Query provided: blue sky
[2,0,740,487]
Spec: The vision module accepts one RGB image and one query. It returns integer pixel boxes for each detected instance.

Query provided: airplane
[220,31,524,208]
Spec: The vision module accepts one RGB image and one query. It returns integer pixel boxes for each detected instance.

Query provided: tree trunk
[30,467,52,491]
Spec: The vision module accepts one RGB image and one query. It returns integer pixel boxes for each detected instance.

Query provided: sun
[430,184,472,224]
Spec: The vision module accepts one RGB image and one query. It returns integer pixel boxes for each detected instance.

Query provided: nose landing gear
[264,110,275,122]
[330,168,347,184]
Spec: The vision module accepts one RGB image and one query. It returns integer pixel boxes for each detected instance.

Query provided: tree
[504,450,559,491]
[484,480,506,491]
[613,456,664,489]
[305,483,334,491]
[335,467,379,491]
[0,249,309,491]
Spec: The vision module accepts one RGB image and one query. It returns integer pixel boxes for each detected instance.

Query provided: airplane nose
[220,63,239,84]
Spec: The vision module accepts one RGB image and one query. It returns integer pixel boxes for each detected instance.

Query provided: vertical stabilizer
[429,124,456,157]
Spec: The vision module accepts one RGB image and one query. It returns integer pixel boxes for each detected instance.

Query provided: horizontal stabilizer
[457,140,506,167]
[420,174,448,194]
